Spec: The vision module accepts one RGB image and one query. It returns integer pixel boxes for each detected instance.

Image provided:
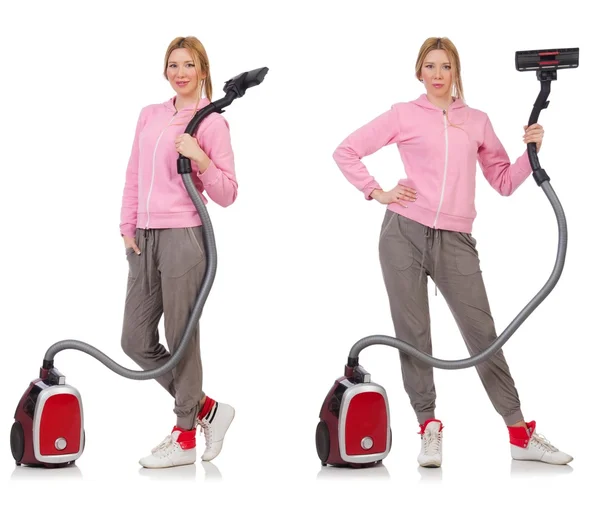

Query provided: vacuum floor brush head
[516,48,579,72]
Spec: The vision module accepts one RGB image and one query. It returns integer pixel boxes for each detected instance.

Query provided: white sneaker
[418,419,443,467]
[197,401,235,461]
[509,420,572,465]
[139,427,196,469]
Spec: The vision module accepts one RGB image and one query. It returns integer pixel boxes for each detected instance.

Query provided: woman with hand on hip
[120,36,235,469]
[333,36,572,468]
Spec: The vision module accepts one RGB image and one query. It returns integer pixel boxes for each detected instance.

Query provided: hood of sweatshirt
[161,95,212,115]
[411,93,467,112]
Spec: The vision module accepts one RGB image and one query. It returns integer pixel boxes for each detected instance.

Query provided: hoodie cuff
[120,224,136,238]
[363,182,382,200]
[193,159,220,187]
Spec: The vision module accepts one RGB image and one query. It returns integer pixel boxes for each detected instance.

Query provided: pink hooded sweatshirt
[119,96,236,238]
[332,94,532,233]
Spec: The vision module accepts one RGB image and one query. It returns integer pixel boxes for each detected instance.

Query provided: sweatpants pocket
[125,229,141,279]
[379,211,413,271]
[454,232,481,275]
[162,227,205,279]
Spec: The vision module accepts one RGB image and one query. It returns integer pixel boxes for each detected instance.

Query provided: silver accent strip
[49,367,66,385]
[33,384,84,464]
[338,382,391,464]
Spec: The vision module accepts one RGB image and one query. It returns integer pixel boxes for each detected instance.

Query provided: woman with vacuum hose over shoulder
[120,36,235,469]
[332,37,572,468]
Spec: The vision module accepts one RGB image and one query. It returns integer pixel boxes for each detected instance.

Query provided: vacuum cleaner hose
[42,68,268,380]
[348,180,566,369]
[348,75,568,369]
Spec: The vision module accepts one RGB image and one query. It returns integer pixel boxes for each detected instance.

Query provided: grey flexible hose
[42,172,216,379]
[348,180,567,369]
[41,66,269,380]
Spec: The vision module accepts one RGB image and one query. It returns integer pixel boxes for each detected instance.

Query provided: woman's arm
[193,114,238,207]
[333,106,404,200]
[478,115,532,196]
[120,108,146,237]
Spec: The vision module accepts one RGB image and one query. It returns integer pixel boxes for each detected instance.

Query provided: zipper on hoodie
[145,110,178,229]
[432,109,449,229]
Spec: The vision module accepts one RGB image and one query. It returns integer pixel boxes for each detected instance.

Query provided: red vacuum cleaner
[11,67,268,467]
[12,368,84,468]
[316,365,391,467]
[316,47,578,468]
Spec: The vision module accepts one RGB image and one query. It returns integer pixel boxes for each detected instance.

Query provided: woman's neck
[174,94,201,111]
[426,93,455,111]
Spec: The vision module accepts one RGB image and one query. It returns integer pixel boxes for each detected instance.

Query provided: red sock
[171,426,196,449]
[419,419,443,434]
[198,396,215,420]
[507,420,535,447]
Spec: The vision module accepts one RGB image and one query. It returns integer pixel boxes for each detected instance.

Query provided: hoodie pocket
[454,232,481,276]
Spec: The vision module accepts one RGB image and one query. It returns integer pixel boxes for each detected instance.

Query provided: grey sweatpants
[121,227,206,430]
[378,209,524,426]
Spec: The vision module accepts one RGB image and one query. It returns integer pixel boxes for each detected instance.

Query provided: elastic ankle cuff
[503,409,525,426]
[176,416,196,431]
[416,411,435,425]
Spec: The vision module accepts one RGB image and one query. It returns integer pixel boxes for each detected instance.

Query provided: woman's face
[420,49,453,99]
[166,48,205,97]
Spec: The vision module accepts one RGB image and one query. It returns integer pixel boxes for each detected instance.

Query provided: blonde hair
[415,37,467,129]
[415,37,464,101]
[163,36,213,123]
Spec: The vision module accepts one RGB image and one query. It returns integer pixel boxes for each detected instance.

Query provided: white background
[1,0,597,504]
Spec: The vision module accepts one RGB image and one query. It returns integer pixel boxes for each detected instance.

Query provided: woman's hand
[175,134,210,171]
[371,184,417,206]
[123,235,141,255]
[523,123,544,153]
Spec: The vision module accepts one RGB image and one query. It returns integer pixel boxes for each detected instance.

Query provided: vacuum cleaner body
[316,366,391,467]
[11,368,84,467]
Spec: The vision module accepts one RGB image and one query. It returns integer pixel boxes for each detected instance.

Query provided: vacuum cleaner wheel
[10,421,24,464]
[315,421,330,465]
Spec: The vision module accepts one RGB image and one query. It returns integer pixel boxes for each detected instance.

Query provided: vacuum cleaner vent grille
[516,48,579,71]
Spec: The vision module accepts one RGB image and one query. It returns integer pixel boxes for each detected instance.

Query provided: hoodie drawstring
[418,230,427,287]
[433,230,441,296]
[418,226,441,296]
